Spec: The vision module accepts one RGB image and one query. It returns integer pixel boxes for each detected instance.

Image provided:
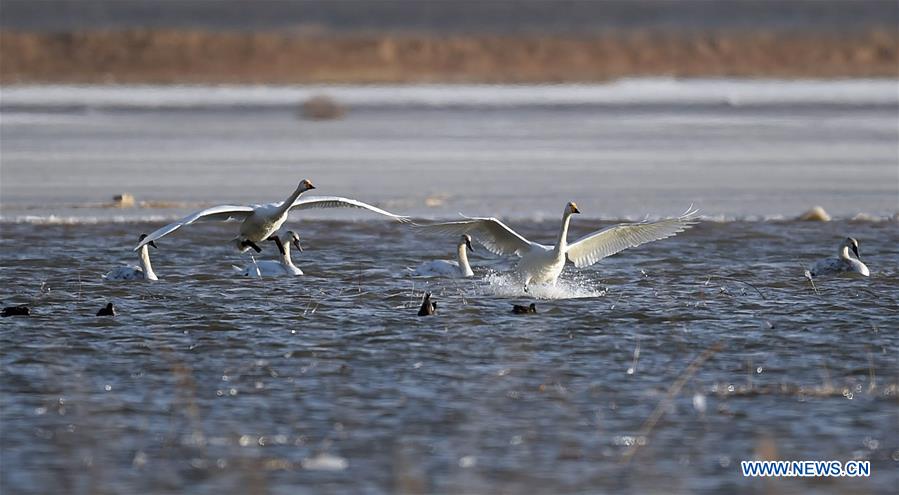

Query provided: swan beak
[149,240,158,249]
[851,244,860,259]
[571,204,581,214]
[466,238,474,251]
[294,238,303,252]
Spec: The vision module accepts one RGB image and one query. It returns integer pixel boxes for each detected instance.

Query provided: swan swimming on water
[105,233,159,281]
[235,230,304,277]
[421,202,698,290]
[412,234,475,278]
[806,237,870,278]
[135,179,409,253]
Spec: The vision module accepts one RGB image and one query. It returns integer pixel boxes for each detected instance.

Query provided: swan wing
[287,196,410,222]
[418,217,533,257]
[566,207,699,268]
[135,204,254,250]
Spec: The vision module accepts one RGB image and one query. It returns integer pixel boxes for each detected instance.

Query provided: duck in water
[2,305,30,317]
[417,293,437,316]
[512,303,537,314]
[96,303,116,316]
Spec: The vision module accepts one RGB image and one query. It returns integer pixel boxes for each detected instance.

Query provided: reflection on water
[1,219,897,494]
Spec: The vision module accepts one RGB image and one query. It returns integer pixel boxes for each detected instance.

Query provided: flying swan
[235,230,304,277]
[806,237,870,278]
[420,202,699,290]
[106,233,159,281]
[135,179,409,252]
[412,234,475,278]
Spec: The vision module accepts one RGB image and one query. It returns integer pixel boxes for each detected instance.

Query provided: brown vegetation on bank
[1,29,896,84]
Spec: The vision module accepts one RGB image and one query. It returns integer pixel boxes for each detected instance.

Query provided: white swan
[421,203,698,290]
[105,234,159,281]
[235,230,304,277]
[806,237,870,278]
[413,234,475,278]
[135,179,408,252]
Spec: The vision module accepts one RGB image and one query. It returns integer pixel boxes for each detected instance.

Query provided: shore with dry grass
[1,29,897,84]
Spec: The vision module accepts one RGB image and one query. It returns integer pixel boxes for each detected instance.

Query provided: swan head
[268,230,303,253]
[298,179,316,192]
[285,230,303,252]
[566,202,581,215]
[845,237,860,259]
[138,233,158,249]
[459,234,474,251]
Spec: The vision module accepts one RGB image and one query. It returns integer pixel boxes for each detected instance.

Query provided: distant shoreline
[1,30,896,84]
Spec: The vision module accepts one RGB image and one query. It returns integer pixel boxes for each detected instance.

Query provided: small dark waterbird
[512,303,537,314]
[418,293,437,316]
[96,303,116,317]
[2,305,31,317]
[104,233,159,281]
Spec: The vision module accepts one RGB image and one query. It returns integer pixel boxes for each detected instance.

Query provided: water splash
[481,271,606,300]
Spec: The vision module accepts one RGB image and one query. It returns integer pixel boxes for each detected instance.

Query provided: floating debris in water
[797,206,831,222]
[112,193,135,208]
[850,212,881,222]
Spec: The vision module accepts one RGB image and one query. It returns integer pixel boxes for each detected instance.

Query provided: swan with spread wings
[135,179,409,253]
[420,202,698,291]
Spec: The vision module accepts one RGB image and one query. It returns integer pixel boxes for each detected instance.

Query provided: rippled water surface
[1,218,897,494]
[1,84,898,494]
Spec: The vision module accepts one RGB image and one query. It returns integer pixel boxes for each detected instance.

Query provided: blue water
[1,83,897,494]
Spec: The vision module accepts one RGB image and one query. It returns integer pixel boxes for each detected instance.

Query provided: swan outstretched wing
[566,207,699,268]
[418,217,533,257]
[134,205,254,250]
[287,196,410,222]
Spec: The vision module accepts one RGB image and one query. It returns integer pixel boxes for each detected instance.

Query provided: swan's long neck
[277,185,307,216]
[554,211,573,256]
[839,245,853,261]
[138,245,158,281]
[457,242,474,277]
[281,243,294,268]
[274,237,301,273]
